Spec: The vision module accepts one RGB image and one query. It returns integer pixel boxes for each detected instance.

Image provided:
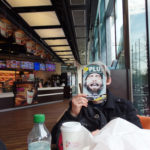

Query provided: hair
[87,61,111,79]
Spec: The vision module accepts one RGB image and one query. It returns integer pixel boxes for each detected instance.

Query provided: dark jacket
[51,90,142,147]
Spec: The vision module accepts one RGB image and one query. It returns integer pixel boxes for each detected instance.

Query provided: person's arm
[51,108,77,145]
[70,94,88,117]
[51,94,88,145]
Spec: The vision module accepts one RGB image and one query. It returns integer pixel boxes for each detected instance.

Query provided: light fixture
[19,11,60,26]
[56,51,72,55]
[45,39,69,45]
[59,55,74,59]
[51,46,71,51]
[35,28,65,38]
[5,0,52,7]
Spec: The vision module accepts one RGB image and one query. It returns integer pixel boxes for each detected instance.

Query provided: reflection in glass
[100,0,106,64]
[115,0,124,55]
[115,0,125,69]
[129,0,149,115]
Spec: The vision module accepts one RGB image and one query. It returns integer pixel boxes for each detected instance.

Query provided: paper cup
[61,121,86,150]
[27,90,34,104]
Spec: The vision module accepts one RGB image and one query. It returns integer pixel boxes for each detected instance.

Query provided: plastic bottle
[27,114,51,150]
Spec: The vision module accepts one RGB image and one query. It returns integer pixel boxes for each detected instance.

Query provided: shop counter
[0,92,14,109]
[36,87,64,103]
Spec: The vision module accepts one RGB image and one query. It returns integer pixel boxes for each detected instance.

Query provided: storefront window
[129,0,149,115]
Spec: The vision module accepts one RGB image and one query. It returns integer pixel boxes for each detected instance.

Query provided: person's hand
[70,94,88,117]
[91,129,100,136]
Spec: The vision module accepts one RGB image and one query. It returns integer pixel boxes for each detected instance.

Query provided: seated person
[51,61,142,149]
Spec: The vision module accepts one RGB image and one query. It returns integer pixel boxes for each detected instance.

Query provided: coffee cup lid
[61,121,82,132]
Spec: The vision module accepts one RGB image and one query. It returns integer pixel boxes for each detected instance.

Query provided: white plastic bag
[92,118,150,150]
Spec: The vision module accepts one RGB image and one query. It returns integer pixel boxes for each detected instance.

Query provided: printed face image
[86,73,103,93]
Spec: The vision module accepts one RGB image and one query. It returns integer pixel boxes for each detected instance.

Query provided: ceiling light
[35,28,65,38]
[52,50,71,52]
[45,39,69,45]
[19,11,60,26]
[6,0,52,7]
[65,60,74,63]
[51,46,71,51]
[60,56,74,59]
[56,51,72,55]
[69,58,75,61]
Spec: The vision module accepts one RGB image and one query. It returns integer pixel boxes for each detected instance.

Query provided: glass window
[115,0,124,56]
[128,0,149,115]
[93,15,100,61]
[110,13,116,63]
[99,0,106,64]
[148,0,150,53]
[115,0,125,69]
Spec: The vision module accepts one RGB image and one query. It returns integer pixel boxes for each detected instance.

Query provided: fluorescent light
[51,46,71,51]
[60,55,74,59]
[35,28,65,38]
[68,58,75,61]
[65,60,74,63]
[56,51,73,55]
[52,49,71,52]
[19,12,60,26]
[6,0,52,7]
[45,39,69,45]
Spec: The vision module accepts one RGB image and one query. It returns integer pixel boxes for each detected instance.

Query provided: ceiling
[0,0,98,65]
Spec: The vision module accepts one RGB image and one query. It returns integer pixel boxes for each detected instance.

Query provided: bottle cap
[33,114,45,123]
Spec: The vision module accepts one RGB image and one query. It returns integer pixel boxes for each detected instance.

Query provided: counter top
[38,87,64,91]
[0,92,14,98]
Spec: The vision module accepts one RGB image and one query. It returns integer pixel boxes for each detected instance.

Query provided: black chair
[0,140,7,150]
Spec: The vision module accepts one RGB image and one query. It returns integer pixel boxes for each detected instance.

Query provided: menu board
[15,61,21,69]
[21,61,34,70]
[0,60,6,69]
[34,62,40,71]
[28,62,34,70]
[0,59,52,71]
[52,64,56,71]
[40,63,45,71]
[21,61,28,69]
[6,60,17,68]
[46,64,55,71]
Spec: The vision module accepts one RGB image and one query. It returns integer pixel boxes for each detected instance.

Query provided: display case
[0,70,16,92]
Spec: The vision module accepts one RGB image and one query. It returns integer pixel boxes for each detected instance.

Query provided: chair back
[137,115,150,129]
